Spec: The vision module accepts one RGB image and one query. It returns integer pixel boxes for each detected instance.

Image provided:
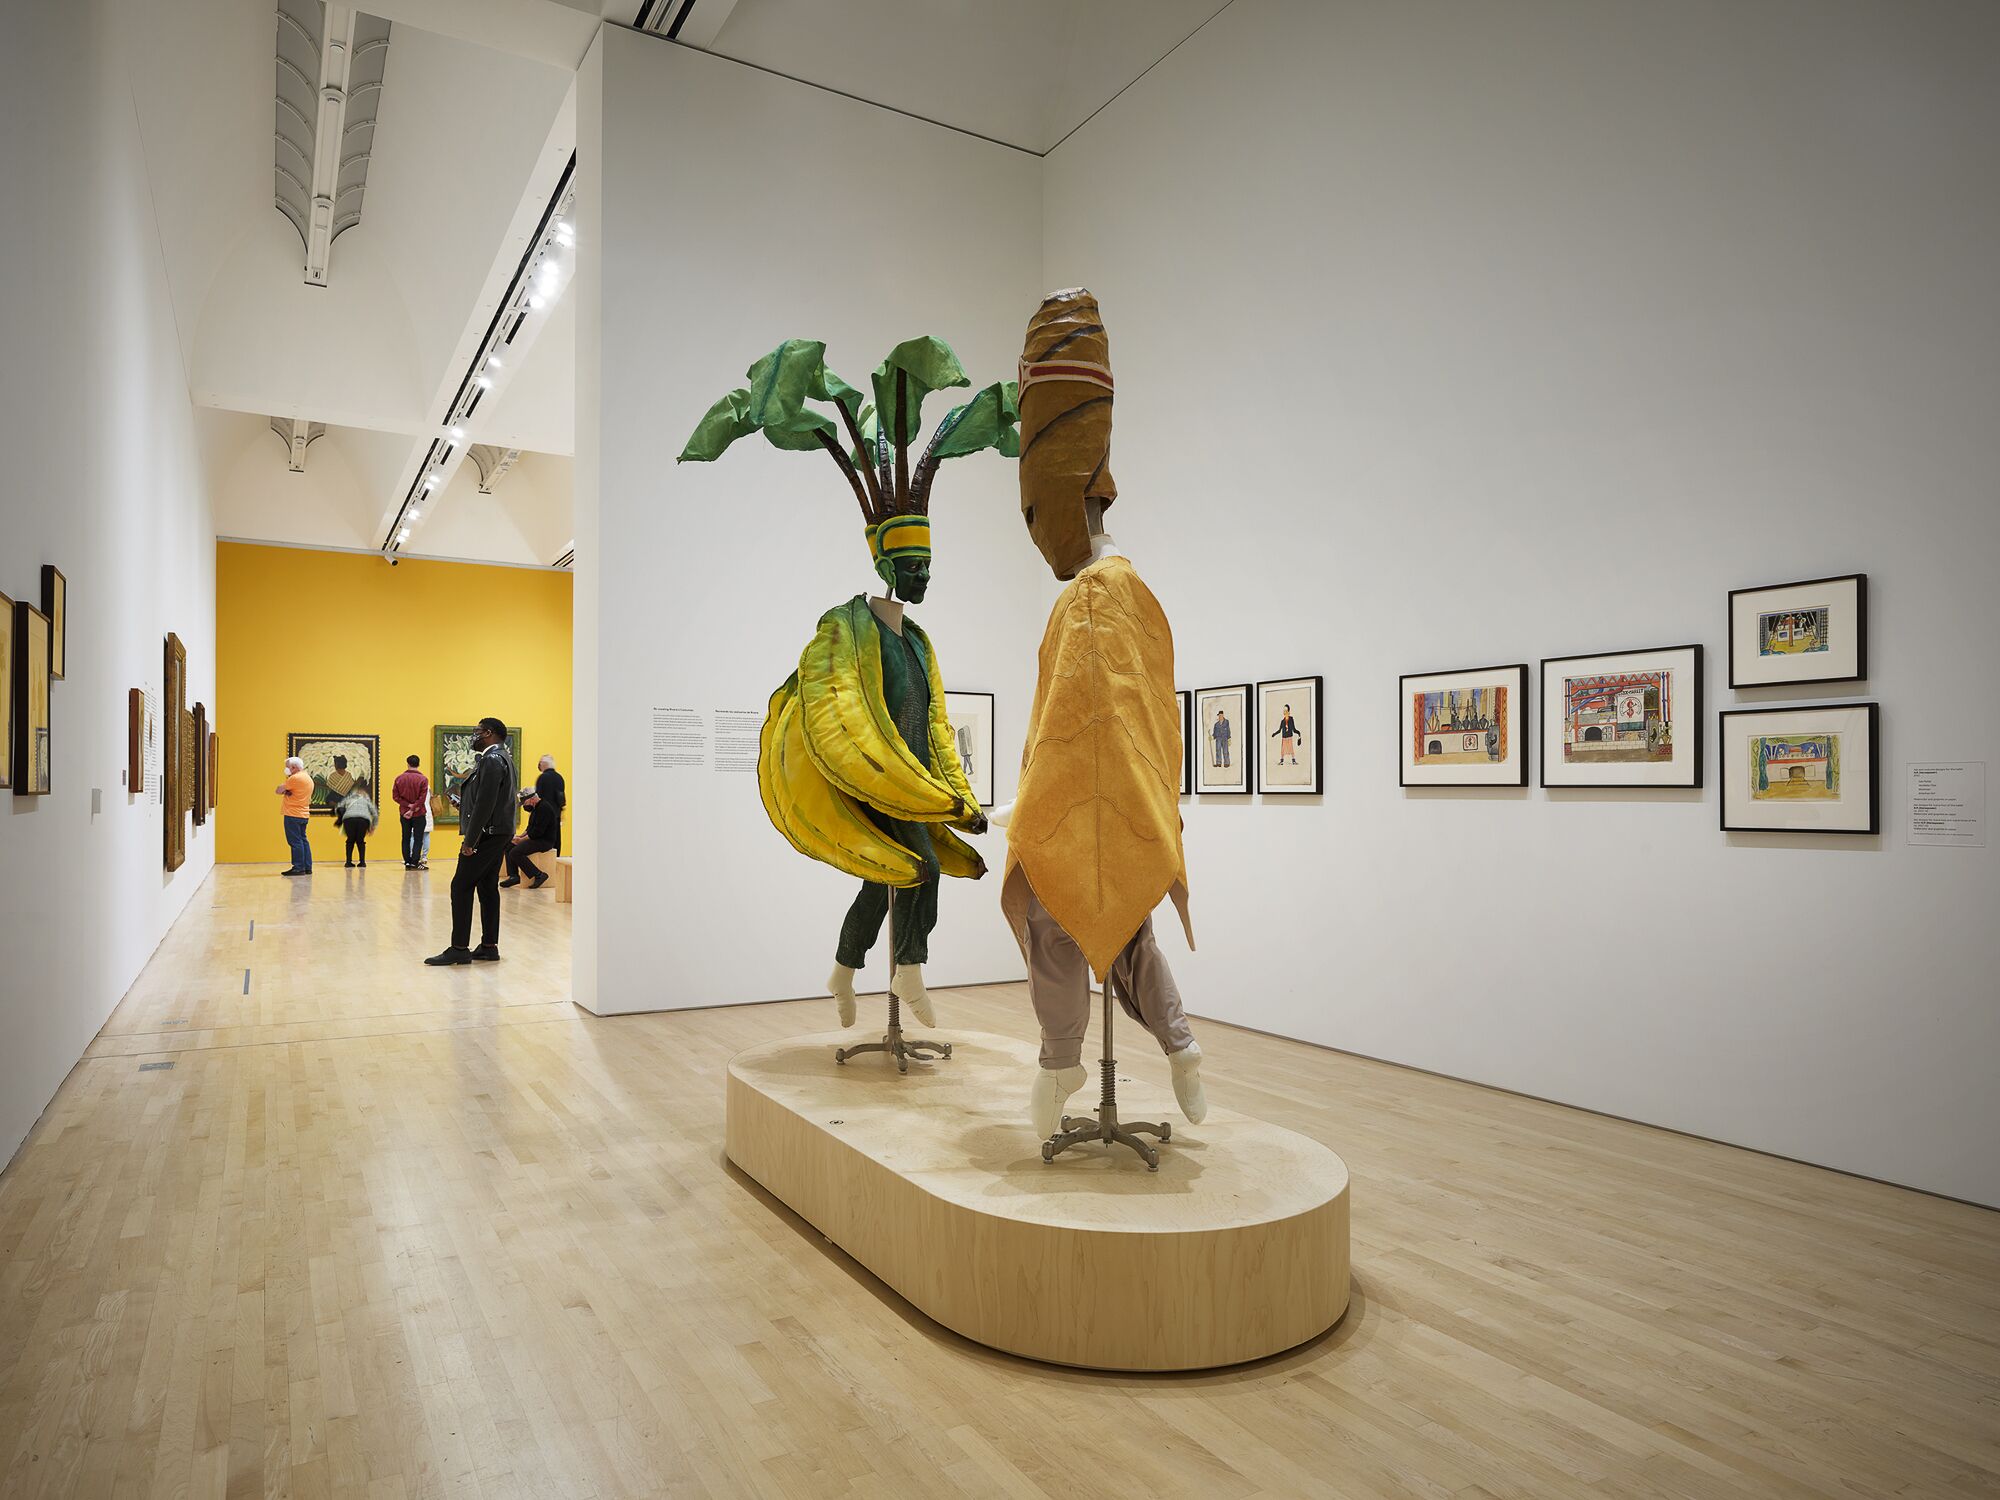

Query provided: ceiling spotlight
[485,355,502,369]
[477,374,494,389]
[398,528,411,541]
[526,295,543,310]
[424,475,440,489]
[449,425,465,440]
[408,506,423,520]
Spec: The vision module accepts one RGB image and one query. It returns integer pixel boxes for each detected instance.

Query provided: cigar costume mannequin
[990,290,1207,1135]
[680,337,1010,1036]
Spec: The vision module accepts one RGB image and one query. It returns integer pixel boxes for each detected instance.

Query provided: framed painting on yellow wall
[432,723,522,826]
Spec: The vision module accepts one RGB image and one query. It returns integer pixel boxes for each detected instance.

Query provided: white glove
[987,800,1015,829]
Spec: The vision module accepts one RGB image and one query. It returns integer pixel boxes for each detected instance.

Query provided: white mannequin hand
[987,800,1014,829]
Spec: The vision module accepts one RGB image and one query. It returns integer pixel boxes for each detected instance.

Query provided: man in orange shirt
[275,755,314,875]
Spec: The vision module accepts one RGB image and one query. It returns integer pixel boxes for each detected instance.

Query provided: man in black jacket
[501,774,562,889]
[426,717,517,966]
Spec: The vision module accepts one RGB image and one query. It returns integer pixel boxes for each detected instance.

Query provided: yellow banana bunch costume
[759,597,987,887]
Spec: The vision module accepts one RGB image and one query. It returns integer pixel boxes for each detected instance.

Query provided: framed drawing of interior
[1540,645,1703,788]
[289,733,381,816]
[1728,573,1866,688]
[164,632,186,869]
[1194,684,1252,794]
[1258,675,1323,795]
[1720,702,1878,834]
[1400,663,1528,787]
[1175,690,1192,796]
[943,691,997,807]
[41,565,65,681]
[431,723,521,824]
[0,589,13,790]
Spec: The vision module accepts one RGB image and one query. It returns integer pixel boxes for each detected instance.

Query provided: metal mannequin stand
[834,887,952,1073]
[1042,971,1172,1170]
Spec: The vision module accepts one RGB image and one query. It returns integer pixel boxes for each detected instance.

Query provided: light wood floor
[2,867,1996,1500]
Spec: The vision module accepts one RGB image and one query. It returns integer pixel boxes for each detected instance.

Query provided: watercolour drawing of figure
[1211,708,1231,767]
[1270,705,1302,765]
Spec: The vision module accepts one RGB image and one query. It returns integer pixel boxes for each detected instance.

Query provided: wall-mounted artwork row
[1540,645,1703,789]
[1194,684,1251,795]
[1399,664,1528,787]
[1720,702,1879,834]
[288,734,381,816]
[431,723,520,825]
[164,632,186,870]
[1258,676,1322,796]
[1728,573,1866,689]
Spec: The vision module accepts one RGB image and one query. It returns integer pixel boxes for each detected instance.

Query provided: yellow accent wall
[215,542,573,864]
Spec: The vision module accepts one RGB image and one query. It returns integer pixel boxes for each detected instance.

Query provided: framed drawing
[208,730,218,811]
[1400,664,1528,787]
[1728,574,1866,688]
[1194,684,1252,795]
[1175,690,1192,796]
[164,633,186,869]
[1540,645,1702,788]
[943,691,997,808]
[1257,676,1323,795]
[288,733,381,816]
[1720,702,1878,834]
[41,565,66,681]
[128,688,144,793]
[12,600,52,794]
[431,723,521,824]
[191,704,208,826]
[0,589,12,790]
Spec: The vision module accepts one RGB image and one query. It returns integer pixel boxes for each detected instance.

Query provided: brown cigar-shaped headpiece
[1018,288,1116,581]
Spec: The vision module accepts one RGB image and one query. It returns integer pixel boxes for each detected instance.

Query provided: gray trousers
[1023,889,1195,1070]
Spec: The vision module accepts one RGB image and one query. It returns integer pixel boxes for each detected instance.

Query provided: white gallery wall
[1042,0,2000,1203]
[0,0,219,1165]
[574,28,1047,1014]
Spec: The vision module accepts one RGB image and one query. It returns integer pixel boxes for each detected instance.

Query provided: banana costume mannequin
[680,337,1014,1027]
[991,290,1207,1136]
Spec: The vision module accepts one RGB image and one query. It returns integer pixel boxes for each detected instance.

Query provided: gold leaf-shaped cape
[1002,556,1193,979]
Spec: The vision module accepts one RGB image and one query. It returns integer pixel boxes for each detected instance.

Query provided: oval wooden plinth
[725,1029,1350,1371]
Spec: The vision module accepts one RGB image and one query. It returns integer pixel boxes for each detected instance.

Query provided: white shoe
[828,964,858,1028]
[891,965,935,1027]
[1170,1043,1208,1124]
[1031,1066,1088,1137]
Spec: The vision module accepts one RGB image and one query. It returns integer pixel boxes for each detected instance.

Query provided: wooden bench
[553,856,574,904]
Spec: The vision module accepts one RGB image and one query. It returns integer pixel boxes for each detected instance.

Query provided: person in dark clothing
[425,717,517,966]
[501,784,561,888]
[530,753,566,824]
[337,778,379,867]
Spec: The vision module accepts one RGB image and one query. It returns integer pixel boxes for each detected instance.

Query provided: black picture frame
[40,565,65,681]
[1175,690,1192,797]
[13,601,51,796]
[1539,644,1703,789]
[1727,573,1867,689]
[942,690,997,808]
[1193,683,1254,795]
[0,588,13,791]
[1399,663,1529,787]
[1257,675,1324,796]
[1719,702,1880,834]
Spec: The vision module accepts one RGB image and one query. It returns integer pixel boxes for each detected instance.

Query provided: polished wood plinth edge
[725,1029,1351,1371]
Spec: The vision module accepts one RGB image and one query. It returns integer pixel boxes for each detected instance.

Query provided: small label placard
[1907,762,1985,848]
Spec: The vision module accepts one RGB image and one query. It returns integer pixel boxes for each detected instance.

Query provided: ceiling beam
[359,0,600,69]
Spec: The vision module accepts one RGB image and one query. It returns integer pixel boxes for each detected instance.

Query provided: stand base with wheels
[833,886,952,1073]
[1041,974,1172,1170]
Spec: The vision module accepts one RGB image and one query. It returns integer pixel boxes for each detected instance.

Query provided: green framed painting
[432,723,522,826]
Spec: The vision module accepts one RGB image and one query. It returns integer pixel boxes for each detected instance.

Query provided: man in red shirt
[391,754,430,869]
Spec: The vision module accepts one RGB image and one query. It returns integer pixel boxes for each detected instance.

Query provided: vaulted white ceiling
[149,0,1230,566]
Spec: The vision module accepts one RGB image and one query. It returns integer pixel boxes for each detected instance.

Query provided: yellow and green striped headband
[867,513,932,590]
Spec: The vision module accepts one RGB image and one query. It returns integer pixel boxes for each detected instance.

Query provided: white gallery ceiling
[147,0,1232,566]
